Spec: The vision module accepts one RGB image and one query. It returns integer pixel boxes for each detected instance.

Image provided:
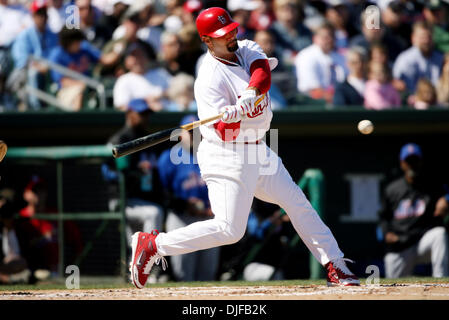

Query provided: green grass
[0,277,448,292]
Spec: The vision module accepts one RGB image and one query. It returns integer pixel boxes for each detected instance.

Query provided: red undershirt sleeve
[248,58,271,94]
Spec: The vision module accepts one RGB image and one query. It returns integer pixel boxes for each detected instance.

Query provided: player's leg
[163,211,196,282]
[155,173,258,256]
[125,198,164,233]
[254,153,343,265]
[253,146,359,285]
[129,142,260,288]
[165,210,216,282]
[416,226,449,277]
[384,246,417,278]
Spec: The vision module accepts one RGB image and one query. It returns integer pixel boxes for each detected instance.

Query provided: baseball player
[129,7,360,288]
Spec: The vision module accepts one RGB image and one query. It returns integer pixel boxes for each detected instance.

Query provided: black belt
[232,140,261,144]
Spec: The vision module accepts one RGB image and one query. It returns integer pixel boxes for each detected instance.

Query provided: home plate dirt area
[2,283,449,300]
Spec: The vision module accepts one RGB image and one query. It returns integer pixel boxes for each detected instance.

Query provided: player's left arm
[237,59,271,114]
[248,58,271,95]
[236,41,272,114]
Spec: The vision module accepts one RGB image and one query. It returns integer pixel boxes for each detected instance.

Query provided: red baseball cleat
[325,258,360,287]
[129,230,167,289]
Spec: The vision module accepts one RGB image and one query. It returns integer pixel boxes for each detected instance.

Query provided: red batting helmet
[196,7,239,38]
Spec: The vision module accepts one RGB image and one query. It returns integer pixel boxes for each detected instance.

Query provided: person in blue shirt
[157,115,220,282]
[393,21,444,96]
[48,26,107,111]
[10,0,59,110]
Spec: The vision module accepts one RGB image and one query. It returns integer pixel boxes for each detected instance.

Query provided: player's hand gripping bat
[112,94,266,158]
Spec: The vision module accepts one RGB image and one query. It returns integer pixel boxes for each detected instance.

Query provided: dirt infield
[1,283,449,300]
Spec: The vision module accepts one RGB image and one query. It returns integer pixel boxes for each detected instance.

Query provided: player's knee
[431,227,448,242]
[223,225,245,244]
[216,219,245,245]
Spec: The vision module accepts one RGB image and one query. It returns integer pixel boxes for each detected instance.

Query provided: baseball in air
[357,120,374,135]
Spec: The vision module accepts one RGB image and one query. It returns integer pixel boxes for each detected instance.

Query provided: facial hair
[227,39,239,52]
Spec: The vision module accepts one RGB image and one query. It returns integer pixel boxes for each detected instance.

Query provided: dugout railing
[5,145,127,278]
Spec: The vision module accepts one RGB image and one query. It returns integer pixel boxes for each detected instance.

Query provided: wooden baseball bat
[112,113,222,158]
[112,94,266,158]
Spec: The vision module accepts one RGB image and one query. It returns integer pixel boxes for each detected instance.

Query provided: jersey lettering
[247,97,268,118]
[393,198,426,220]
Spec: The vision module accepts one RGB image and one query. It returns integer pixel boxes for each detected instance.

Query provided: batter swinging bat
[112,94,266,158]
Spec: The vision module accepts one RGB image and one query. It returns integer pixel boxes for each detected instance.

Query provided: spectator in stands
[106,98,165,249]
[324,0,359,55]
[165,73,196,112]
[253,29,288,109]
[247,0,275,31]
[254,29,285,72]
[349,7,407,65]
[294,22,347,104]
[144,61,172,105]
[97,10,156,78]
[412,79,437,110]
[157,114,219,282]
[0,0,32,48]
[392,21,444,95]
[113,43,164,111]
[436,53,449,107]
[75,0,110,49]
[10,0,59,110]
[421,0,449,54]
[0,0,32,109]
[177,23,205,77]
[379,143,449,278]
[48,27,105,111]
[0,189,29,284]
[270,0,312,67]
[227,0,259,40]
[380,0,412,49]
[97,0,131,40]
[162,3,184,34]
[180,0,203,26]
[364,61,401,110]
[109,0,162,54]
[300,0,327,33]
[157,31,184,76]
[369,42,390,67]
[333,46,367,108]
[129,0,163,53]
[47,0,67,33]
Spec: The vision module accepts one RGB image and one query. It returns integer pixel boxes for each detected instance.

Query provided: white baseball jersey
[194,40,273,143]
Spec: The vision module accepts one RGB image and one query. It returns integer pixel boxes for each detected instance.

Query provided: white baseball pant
[155,140,344,266]
[384,226,449,278]
[125,198,164,246]
[165,211,220,281]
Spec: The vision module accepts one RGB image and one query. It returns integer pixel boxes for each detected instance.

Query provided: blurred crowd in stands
[0,0,449,112]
